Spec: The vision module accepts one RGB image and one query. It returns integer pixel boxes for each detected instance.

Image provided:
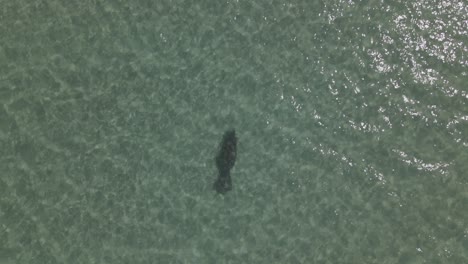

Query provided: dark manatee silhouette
[214,129,237,194]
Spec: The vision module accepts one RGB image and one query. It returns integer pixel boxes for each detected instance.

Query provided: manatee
[214,129,237,194]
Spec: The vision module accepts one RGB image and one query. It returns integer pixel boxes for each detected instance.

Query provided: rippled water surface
[1,0,467,263]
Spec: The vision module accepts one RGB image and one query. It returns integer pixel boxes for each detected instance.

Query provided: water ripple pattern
[1,0,467,263]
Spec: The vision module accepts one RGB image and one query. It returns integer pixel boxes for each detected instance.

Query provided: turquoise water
[1,0,467,263]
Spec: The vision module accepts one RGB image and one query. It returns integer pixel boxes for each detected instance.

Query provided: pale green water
[1,0,467,263]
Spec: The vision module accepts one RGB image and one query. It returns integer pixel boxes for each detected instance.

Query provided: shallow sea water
[1,0,467,263]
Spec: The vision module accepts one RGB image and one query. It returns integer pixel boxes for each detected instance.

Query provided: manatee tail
[213,173,232,194]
